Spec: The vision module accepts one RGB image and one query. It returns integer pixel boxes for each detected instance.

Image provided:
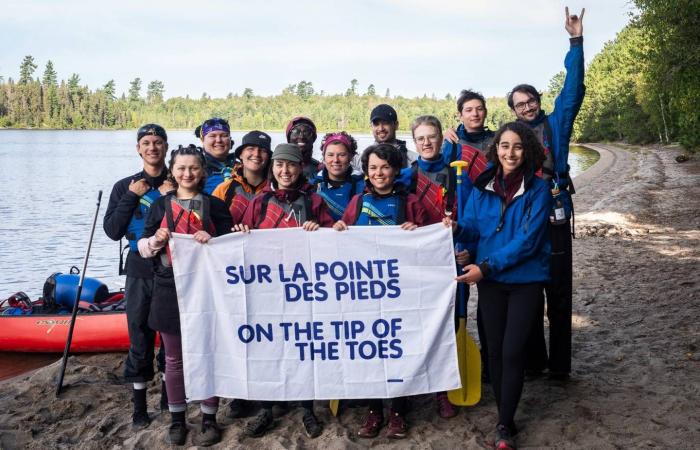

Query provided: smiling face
[136,135,168,167]
[323,143,352,180]
[288,124,315,162]
[272,159,302,189]
[496,130,524,176]
[201,130,231,161]
[413,124,442,161]
[371,120,398,143]
[367,153,397,194]
[240,145,269,175]
[459,99,487,132]
[172,154,204,193]
[511,91,541,122]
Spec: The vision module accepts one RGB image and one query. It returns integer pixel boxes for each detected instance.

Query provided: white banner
[171,223,460,401]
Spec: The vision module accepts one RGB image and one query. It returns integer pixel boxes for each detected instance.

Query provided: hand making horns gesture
[565,6,585,38]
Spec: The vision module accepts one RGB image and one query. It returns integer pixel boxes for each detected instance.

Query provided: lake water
[0,130,598,299]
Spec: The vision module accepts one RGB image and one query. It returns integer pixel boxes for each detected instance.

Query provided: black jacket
[142,193,232,334]
[103,169,168,278]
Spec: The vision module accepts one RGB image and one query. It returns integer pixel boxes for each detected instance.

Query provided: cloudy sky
[1,0,635,99]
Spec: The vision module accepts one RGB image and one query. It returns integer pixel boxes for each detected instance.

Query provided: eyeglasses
[414,134,440,144]
[513,98,539,112]
[290,126,313,138]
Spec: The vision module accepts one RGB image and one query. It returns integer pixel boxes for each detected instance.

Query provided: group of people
[104,8,585,449]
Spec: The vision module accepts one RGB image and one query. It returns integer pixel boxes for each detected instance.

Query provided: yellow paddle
[329,399,339,416]
[447,160,481,406]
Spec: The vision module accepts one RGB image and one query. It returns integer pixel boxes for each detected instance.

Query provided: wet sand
[0,143,698,449]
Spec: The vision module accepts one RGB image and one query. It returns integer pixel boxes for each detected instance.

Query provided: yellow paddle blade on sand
[448,317,481,406]
[329,400,339,416]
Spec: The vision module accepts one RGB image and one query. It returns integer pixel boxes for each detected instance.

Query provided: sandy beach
[1,143,698,449]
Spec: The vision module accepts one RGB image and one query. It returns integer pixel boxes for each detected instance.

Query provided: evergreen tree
[128,78,142,102]
[346,79,358,96]
[146,80,165,104]
[42,60,58,87]
[19,56,37,84]
[366,84,376,96]
[103,80,116,100]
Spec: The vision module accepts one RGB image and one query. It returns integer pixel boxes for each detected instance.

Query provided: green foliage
[128,78,142,102]
[19,56,37,85]
[42,61,58,88]
[146,80,165,104]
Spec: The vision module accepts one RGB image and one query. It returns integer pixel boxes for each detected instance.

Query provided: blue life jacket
[125,188,162,252]
[204,152,237,194]
[310,169,364,221]
[354,193,407,226]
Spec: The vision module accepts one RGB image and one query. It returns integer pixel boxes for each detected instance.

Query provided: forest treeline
[1,0,697,152]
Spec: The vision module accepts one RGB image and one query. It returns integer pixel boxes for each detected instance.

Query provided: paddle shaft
[55,190,103,397]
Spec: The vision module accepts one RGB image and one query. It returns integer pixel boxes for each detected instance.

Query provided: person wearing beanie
[369,104,410,168]
[285,116,322,180]
[197,117,237,194]
[103,124,173,430]
[212,130,272,225]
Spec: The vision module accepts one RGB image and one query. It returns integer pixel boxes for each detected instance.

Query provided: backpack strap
[304,194,316,223]
[255,192,274,229]
[396,192,407,225]
[224,180,240,208]
[353,194,365,225]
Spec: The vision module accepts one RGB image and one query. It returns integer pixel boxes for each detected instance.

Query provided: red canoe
[0,293,131,353]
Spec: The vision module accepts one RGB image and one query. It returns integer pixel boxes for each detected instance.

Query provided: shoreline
[0,143,697,449]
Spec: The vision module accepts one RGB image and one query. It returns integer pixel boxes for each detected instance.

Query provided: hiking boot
[302,410,322,438]
[132,410,151,430]
[131,388,150,430]
[357,410,383,438]
[193,419,222,447]
[548,370,570,382]
[159,381,168,411]
[245,409,273,437]
[168,421,188,446]
[436,392,457,419]
[226,398,253,418]
[385,409,408,439]
[494,423,516,450]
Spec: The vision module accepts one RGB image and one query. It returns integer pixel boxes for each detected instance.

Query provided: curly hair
[167,144,208,192]
[320,131,358,155]
[487,122,545,174]
[456,89,487,113]
[361,143,403,176]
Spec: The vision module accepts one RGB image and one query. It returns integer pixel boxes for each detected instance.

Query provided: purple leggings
[160,332,219,412]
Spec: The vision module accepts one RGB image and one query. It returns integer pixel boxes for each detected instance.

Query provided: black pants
[124,276,159,382]
[526,221,573,374]
[478,280,542,429]
[367,397,407,416]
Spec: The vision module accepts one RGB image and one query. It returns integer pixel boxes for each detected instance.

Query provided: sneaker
[436,392,457,419]
[245,409,273,437]
[385,409,408,439]
[357,410,383,438]
[131,410,151,430]
[226,398,253,418]
[168,421,188,446]
[302,411,323,438]
[193,420,222,447]
[494,424,516,450]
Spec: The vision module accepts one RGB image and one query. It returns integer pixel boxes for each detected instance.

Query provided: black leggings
[478,280,542,429]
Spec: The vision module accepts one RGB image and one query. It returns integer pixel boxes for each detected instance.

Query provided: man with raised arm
[508,7,586,381]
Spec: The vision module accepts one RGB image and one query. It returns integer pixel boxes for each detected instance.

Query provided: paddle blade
[447,318,482,406]
[329,400,339,416]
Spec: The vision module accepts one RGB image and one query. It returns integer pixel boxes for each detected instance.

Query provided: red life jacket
[160,195,215,263]
[254,192,316,229]
[409,167,452,225]
[450,141,490,183]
